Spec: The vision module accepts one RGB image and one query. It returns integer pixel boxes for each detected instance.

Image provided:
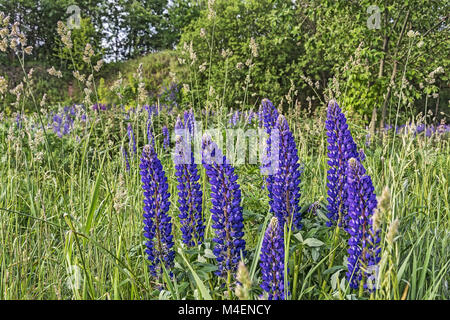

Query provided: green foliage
[97,50,184,107]
[0,0,103,62]
[0,102,449,299]
[54,17,102,71]
[178,0,449,120]
[100,0,201,60]
[179,0,305,109]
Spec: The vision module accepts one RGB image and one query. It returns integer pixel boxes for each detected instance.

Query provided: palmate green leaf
[194,263,218,274]
[178,248,212,300]
[330,270,341,291]
[293,232,303,243]
[303,238,325,247]
[323,265,345,277]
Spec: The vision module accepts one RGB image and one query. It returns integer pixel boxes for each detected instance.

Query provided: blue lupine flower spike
[127,123,137,155]
[345,158,379,291]
[140,144,175,278]
[122,146,130,172]
[325,100,361,227]
[259,99,279,202]
[174,119,205,247]
[201,134,246,280]
[162,125,169,150]
[261,98,279,132]
[260,217,287,300]
[269,115,302,230]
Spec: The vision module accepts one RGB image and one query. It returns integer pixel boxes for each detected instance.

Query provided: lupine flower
[50,107,76,138]
[260,217,287,300]
[162,125,169,150]
[92,103,108,111]
[269,115,302,229]
[184,108,195,137]
[15,113,22,130]
[258,105,264,128]
[140,144,175,277]
[174,119,204,247]
[229,110,240,127]
[127,123,137,155]
[146,115,155,146]
[259,99,280,207]
[52,114,63,137]
[122,146,130,172]
[365,132,371,147]
[159,82,179,109]
[246,110,255,124]
[202,134,246,279]
[260,99,279,132]
[325,100,360,227]
[345,158,380,290]
[62,114,73,135]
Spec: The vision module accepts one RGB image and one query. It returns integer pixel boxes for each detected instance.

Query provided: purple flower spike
[127,123,137,155]
[140,144,175,278]
[325,101,361,227]
[247,110,255,124]
[345,158,379,291]
[230,110,239,127]
[201,134,246,279]
[122,146,130,172]
[270,115,302,230]
[162,125,169,150]
[261,98,279,132]
[146,119,155,146]
[184,109,195,137]
[260,217,287,300]
[259,99,280,213]
[174,119,205,247]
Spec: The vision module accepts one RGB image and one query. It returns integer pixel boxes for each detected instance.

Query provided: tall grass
[0,102,448,299]
[0,15,448,300]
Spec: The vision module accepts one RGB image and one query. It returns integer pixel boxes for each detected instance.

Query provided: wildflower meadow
[0,1,449,302]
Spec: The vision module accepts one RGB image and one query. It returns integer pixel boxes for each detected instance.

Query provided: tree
[177,0,449,122]
[0,0,103,62]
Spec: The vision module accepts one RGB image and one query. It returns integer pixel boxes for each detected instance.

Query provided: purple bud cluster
[183,109,195,137]
[162,125,169,150]
[49,106,78,137]
[260,217,287,300]
[122,146,130,172]
[127,123,137,155]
